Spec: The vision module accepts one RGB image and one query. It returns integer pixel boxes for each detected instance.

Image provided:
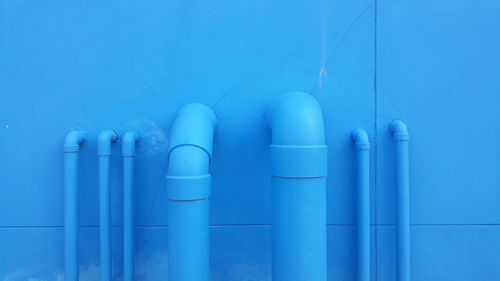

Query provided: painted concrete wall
[0,0,498,280]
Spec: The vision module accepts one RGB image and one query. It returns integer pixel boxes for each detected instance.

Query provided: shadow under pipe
[268,91,328,281]
[166,103,217,281]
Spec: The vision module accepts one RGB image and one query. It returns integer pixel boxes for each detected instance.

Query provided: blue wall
[0,0,499,280]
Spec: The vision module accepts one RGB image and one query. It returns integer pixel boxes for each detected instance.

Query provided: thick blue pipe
[167,103,217,281]
[98,130,118,281]
[64,130,87,281]
[352,129,370,281]
[122,131,139,281]
[390,120,410,281]
[268,91,327,281]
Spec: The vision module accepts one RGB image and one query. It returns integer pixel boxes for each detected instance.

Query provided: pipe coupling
[167,174,211,201]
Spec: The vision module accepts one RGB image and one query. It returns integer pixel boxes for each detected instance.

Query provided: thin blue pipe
[98,130,118,281]
[352,129,370,281]
[122,131,139,281]
[64,130,86,281]
[268,92,327,281]
[167,103,217,281]
[390,120,410,281]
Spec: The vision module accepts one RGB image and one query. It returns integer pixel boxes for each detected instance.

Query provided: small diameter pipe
[352,129,370,281]
[123,131,139,281]
[167,103,217,281]
[98,130,118,281]
[64,130,87,281]
[389,120,410,281]
[268,92,327,281]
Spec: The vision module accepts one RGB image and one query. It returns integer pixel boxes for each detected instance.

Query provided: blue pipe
[122,131,139,281]
[64,130,87,281]
[268,91,327,281]
[352,129,370,281]
[389,120,410,281]
[98,130,118,281]
[166,103,217,281]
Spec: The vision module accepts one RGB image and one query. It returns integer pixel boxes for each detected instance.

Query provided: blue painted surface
[0,0,499,280]
[352,129,370,281]
[63,130,87,281]
[167,103,217,281]
[377,0,500,225]
[269,92,327,281]
[389,121,410,281]
[122,131,139,281]
[98,130,119,281]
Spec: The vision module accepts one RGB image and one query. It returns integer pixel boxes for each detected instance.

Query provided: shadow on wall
[2,252,168,281]
[2,252,271,281]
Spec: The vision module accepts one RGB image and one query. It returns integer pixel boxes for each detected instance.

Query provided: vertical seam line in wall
[373,0,378,280]
[135,156,170,245]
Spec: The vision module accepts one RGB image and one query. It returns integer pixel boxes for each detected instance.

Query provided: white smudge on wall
[135,251,168,280]
[121,117,170,157]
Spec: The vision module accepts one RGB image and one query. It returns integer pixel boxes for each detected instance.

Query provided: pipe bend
[98,130,118,156]
[167,103,217,200]
[168,103,217,159]
[64,130,87,153]
[268,91,325,146]
[268,92,327,178]
[122,131,139,157]
[351,129,370,150]
[390,120,409,141]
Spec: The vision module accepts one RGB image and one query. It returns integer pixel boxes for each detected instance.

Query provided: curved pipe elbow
[351,129,370,150]
[122,131,139,157]
[64,130,87,153]
[268,91,325,146]
[390,120,409,141]
[168,103,217,158]
[97,130,118,156]
[268,92,327,178]
[167,103,217,200]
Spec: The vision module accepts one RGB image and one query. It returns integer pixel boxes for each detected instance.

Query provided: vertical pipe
[268,92,327,281]
[123,131,139,281]
[390,120,410,281]
[352,129,370,281]
[168,162,210,281]
[167,103,217,281]
[64,130,87,281]
[98,130,118,281]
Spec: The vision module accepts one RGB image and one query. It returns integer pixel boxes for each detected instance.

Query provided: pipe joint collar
[390,120,409,141]
[351,129,370,150]
[64,130,87,153]
[270,145,327,178]
[167,174,211,201]
[268,92,327,178]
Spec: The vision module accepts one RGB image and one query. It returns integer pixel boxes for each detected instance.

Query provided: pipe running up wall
[268,92,327,281]
[389,120,410,281]
[352,129,370,281]
[64,130,87,281]
[123,131,139,281]
[98,130,118,281]
[167,103,217,281]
